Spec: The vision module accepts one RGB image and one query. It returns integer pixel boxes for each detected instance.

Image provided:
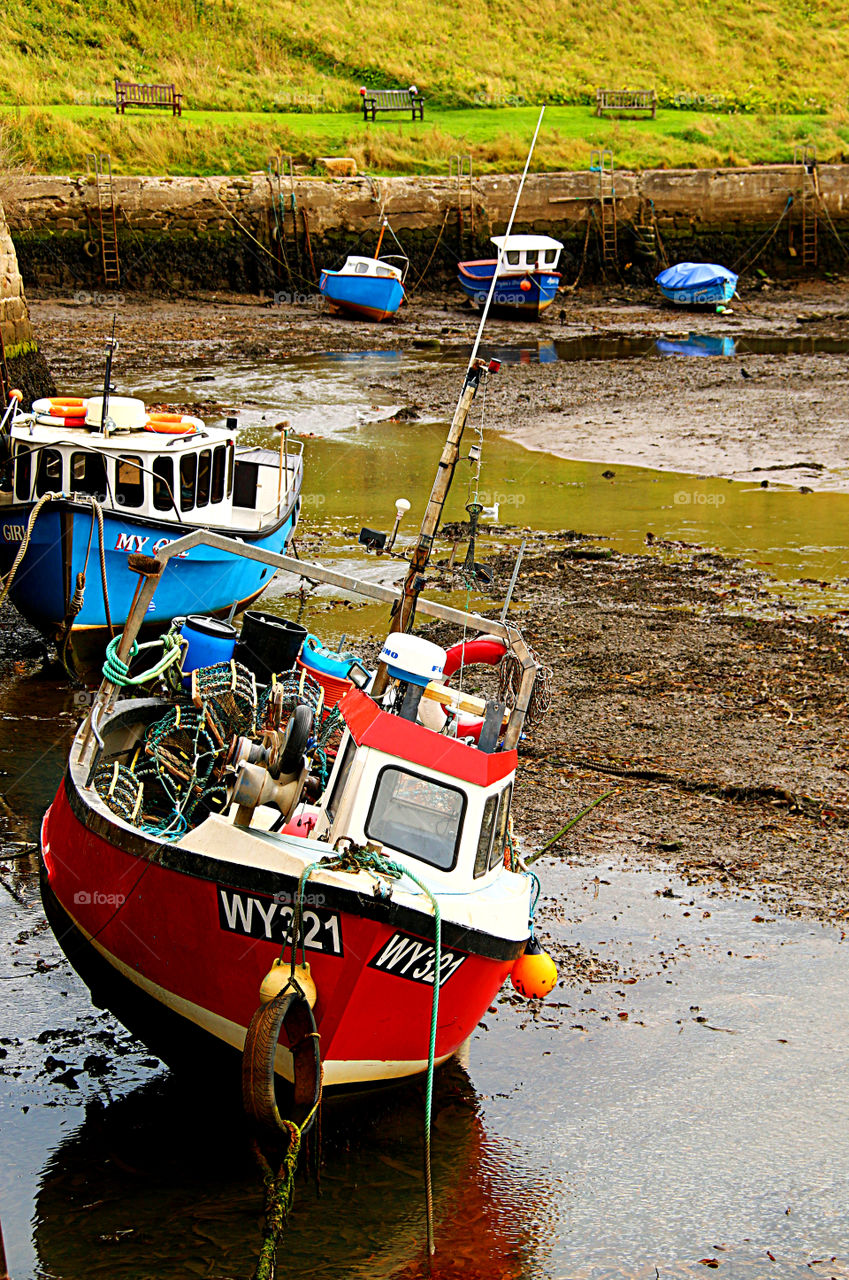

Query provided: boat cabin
[336,255,404,281]
[0,397,303,533]
[491,234,563,273]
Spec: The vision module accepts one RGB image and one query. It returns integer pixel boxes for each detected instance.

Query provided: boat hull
[319,271,405,321]
[0,495,299,645]
[657,280,736,306]
[457,261,561,314]
[41,779,522,1088]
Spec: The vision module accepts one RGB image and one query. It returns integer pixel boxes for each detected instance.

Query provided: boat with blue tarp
[655,262,738,307]
[458,235,563,315]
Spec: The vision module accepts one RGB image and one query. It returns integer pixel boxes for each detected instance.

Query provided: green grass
[3,103,848,176]
[1,0,848,174]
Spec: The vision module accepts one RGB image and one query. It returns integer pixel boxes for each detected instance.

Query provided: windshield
[366,766,466,871]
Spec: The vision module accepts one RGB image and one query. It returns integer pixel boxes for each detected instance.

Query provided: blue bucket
[180,615,238,683]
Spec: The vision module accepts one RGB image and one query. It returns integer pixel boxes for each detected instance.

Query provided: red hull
[42,780,518,1087]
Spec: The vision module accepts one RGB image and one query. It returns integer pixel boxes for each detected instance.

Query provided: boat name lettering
[115,533,150,553]
[368,930,465,987]
[2,523,25,542]
[217,887,343,955]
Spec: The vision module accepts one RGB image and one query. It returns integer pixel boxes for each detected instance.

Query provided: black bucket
[234,611,307,684]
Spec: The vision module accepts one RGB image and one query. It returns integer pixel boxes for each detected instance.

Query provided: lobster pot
[234,612,307,685]
[295,656,352,709]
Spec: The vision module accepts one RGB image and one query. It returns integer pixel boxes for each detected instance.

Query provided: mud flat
[31,278,849,491]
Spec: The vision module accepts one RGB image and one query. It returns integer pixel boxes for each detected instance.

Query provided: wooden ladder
[794,145,818,269]
[89,154,121,286]
[591,148,617,265]
[449,153,474,250]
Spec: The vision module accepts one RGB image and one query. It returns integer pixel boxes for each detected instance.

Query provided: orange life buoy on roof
[50,397,85,408]
[145,412,197,436]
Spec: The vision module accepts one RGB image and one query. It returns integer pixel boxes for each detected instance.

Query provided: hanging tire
[242,985,321,1133]
[278,703,313,775]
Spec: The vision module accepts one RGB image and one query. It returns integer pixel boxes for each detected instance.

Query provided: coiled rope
[102,631,185,687]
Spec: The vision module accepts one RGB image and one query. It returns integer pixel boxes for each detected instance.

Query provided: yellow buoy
[259,959,317,1008]
[511,936,558,999]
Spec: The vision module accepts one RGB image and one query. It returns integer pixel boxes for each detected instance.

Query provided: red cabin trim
[338,688,516,787]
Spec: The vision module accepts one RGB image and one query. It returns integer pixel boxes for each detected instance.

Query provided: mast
[371,106,546,695]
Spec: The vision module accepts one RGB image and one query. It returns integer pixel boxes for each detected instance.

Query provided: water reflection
[32,1061,547,1280]
[480,331,849,363]
[656,335,737,357]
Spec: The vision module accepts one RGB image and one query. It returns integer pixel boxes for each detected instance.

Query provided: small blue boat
[655,262,738,307]
[319,255,405,322]
[0,392,303,669]
[458,235,563,315]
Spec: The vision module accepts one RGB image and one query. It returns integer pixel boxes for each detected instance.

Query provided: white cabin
[491,234,563,273]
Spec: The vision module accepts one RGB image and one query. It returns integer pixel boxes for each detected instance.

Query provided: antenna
[101,315,117,435]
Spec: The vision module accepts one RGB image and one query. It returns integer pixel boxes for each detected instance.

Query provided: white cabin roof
[491,235,563,252]
[339,256,403,281]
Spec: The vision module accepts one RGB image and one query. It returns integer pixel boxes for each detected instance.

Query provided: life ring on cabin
[50,397,86,410]
[144,412,198,436]
[431,634,508,742]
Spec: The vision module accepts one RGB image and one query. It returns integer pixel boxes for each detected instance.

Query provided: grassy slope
[1,0,848,173]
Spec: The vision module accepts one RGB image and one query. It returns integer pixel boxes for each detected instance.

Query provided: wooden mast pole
[371,106,546,695]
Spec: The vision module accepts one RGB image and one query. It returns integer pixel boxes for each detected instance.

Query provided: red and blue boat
[458,234,563,315]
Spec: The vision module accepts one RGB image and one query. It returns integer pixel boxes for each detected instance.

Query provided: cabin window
[116,455,144,508]
[211,445,226,504]
[233,460,258,510]
[70,451,107,500]
[35,448,63,496]
[152,456,175,512]
[525,252,537,267]
[505,250,520,266]
[196,448,212,508]
[365,766,466,872]
[473,793,499,879]
[544,249,557,265]
[180,453,197,512]
[375,266,393,277]
[489,783,513,870]
[325,733,357,823]
[226,442,235,497]
[354,262,368,274]
[14,446,31,501]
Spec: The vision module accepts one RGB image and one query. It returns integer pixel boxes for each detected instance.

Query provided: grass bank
[2,103,848,176]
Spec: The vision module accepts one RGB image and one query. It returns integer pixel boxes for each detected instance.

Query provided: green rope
[251,1123,302,1280]
[292,848,441,1255]
[103,631,184,687]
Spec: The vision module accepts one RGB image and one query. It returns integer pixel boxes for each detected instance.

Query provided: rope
[498,644,552,725]
[813,189,849,259]
[0,492,59,610]
[406,208,451,295]
[293,847,442,1255]
[732,196,793,275]
[251,1124,302,1280]
[203,179,318,292]
[102,631,184,687]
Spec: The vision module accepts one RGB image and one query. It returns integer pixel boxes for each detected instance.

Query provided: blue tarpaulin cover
[655,262,738,290]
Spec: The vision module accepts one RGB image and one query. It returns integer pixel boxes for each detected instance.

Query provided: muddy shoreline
[30,277,849,490]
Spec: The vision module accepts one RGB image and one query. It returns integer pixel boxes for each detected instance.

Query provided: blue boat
[458,235,563,315]
[0,392,302,669]
[655,262,738,307]
[319,255,405,322]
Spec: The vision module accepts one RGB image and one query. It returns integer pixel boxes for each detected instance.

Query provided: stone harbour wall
[4,165,848,293]
[0,197,53,406]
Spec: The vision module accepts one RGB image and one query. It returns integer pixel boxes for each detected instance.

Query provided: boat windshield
[365,766,466,871]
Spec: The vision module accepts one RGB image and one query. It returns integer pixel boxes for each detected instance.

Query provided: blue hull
[457,262,561,313]
[0,499,299,640]
[319,272,404,321]
[658,280,736,306]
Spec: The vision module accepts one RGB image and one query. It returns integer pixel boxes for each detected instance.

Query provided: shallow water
[128,348,849,623]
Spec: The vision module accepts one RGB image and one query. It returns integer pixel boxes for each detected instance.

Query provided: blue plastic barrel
[180,615,238,681]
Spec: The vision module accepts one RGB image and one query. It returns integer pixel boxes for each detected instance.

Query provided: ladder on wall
[89,154,120,286]
[449,154,474,250]
[793,145,818,269]
[590,149,617,265]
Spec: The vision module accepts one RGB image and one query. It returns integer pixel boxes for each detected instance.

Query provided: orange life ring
[145,413,197,436]
[441,635,508,743]
[50,397,85,408]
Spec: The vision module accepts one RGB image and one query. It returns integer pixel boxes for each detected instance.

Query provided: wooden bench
[360,87,424,121]
[115,80,183,117]
[595,89,656,118]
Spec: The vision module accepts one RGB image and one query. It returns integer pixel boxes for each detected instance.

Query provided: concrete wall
[4,165,847,292]
[0,198,52,407]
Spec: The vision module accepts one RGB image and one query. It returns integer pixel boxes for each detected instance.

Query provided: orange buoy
[50,397,85,407]
[145,413,197,435]
[519,278,532,292]
[511,935,558,999]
